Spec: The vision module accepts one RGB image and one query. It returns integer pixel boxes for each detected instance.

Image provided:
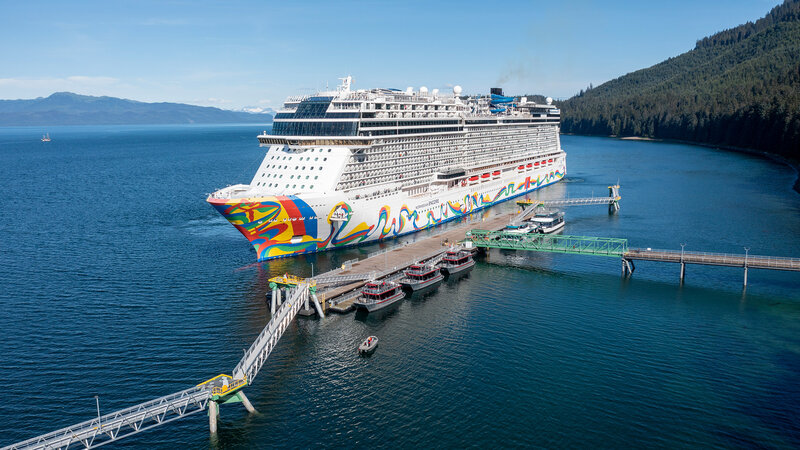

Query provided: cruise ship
[208,77,566,261]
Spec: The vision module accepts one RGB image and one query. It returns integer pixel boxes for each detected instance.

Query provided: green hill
[559,0,800,158]
[0,92,272,126]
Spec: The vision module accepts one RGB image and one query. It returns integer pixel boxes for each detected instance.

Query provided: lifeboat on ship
[468,175,479,186]
[481,173,490,182]
[526,163,533,170]
[534,161,540,167]
[517,165,525,173]
[492,170,501,179]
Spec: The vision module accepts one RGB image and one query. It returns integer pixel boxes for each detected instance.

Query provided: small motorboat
[358,336,378,355]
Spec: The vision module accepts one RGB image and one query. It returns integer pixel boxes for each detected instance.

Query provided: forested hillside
[559,0,800,158]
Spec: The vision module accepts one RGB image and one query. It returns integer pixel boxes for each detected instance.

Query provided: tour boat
[438,249,475,275]
[529,210,565,233]
[354,280,405,312]
[399,263,444,291]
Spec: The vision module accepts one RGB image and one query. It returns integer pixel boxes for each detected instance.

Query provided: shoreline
[563,133,800,195]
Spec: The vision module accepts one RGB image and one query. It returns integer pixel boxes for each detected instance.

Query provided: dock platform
[317,211,515,308]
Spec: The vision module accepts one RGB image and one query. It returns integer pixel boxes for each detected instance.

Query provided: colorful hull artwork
[209,168,565,261]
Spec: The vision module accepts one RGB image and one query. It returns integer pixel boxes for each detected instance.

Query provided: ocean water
[0,126,798,448]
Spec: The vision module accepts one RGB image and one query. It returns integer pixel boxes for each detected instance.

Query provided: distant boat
[41,133,51,142]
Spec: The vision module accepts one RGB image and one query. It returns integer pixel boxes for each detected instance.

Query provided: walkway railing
[466,230,629,257]
[6,387,210,450]
[625,248,800,271]
[233,283,309,383]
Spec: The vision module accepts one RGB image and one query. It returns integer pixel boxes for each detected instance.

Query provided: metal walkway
[623,248,800,285]
[6,387,210,450]
[235,283,313,382]
[512,184,621,224]
[466,230,629,257]
[624,248,800,271]
[6,283,316,450]
[466,230,800,286]
[312,272,375,287]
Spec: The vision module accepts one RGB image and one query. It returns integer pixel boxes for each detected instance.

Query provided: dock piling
[208,401,218,434]
[239,392,257,414]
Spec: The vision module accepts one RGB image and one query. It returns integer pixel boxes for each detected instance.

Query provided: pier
[464,230,800,286]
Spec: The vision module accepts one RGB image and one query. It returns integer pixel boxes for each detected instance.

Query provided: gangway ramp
[6,386,210,450]
[512,184,621,224]
[234,283,311,383]
[7,283,318,449]
[466,230,629,257]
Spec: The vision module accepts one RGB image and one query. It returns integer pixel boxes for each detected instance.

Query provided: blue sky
[0,0,781,110]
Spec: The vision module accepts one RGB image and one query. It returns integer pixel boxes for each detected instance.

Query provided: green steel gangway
[465,230,629,257]
[465,230,800,286]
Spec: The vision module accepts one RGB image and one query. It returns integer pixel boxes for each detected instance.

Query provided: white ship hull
[209,158,565,260]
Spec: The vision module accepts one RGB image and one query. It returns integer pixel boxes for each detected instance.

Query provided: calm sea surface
[1,126,799,448]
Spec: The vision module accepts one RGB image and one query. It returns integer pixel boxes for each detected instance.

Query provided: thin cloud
[139,18,191,26]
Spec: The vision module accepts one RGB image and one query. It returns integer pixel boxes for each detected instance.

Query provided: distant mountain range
[0,92,273,126]
[559,0,800,158]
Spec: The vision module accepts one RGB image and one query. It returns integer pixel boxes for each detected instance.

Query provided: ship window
[324,158,327,161]
[315,157,319,161]
[293,184,296,188]
[285,184,289,188]
[315,176,318,179]
[311,185,314,189]
[290,175,294,179]
[301,185,305,189]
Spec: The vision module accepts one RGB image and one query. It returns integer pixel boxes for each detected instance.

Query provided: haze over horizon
[0,0,782,110]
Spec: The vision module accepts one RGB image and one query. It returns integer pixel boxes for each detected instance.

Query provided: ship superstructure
[208,77,566,261]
